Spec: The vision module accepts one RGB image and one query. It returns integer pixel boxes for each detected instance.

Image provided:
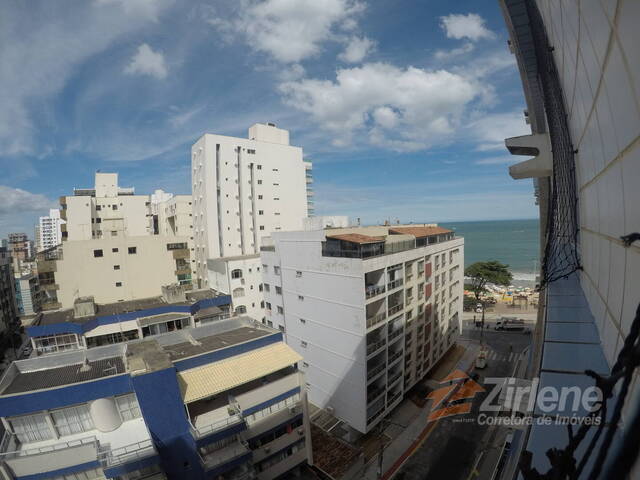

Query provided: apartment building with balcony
[190,123,312,325]
[0,248,17,338]
[499,0,640,477]
[36,209,64,253]
[6,234,31,271]
[260,224,463,434]
[24,289,231,356]
[14,273,41,320]
[35,236,193,310]
[0,316,312,480]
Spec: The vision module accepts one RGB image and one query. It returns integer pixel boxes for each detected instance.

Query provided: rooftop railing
[366,338,387,356]
[99,438,156,467]
[365,284,386,299]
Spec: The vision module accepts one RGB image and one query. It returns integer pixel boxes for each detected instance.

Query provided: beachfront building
[36,209,64,253]
[191,123,312,321]
[260,224,464,434]
[499,1,640,477]
[0,316,312,480]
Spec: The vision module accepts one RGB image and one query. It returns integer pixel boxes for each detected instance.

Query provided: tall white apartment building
[260,224,464,434]
[60,172,153,240]
[191,123,312,319]
[36,209,64,252]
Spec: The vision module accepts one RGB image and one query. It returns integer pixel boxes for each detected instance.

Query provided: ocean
[440,219,540,285]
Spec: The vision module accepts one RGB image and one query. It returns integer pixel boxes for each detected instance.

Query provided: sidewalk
[361,342,481,480]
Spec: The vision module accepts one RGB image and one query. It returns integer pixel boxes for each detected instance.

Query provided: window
[51,404,93,436]
[300,340,307,348]
[257,180,262,185]
[257,164,262,169]
[258,210,264,215]
[114,265,120,270]
[275,286,282,295]
[299,318,306,324]
[274,266,280,275]
[128,247,137,254]
[96,205,101,211]
[264,284,270,292]
[233,287,245,298]
[259,226,265,230]
[258,195,263,200]
[111,230,117,237]
[275,212,280,216]
[265,302,272,310]
[235,305,247,314]
[96,218,101,224]
[112,247,119,253]
[93,249,103,257]
[116,394,141,421]
[112,205,118,210]
[248,149,256,154]
[277,306,284,314]
[231,269,243,279]
[303,362,309,368]
[9,413,53,443]
[278,325,285,332]
[115,282,122,287]
[166,242,187,250]
[298,295,304,301]
[274,197,280,201]
[295,270,302,278]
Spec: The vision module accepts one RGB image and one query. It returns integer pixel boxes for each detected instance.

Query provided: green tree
[464,261,512,339]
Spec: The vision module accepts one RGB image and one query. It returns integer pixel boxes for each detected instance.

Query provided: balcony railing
[99,438,156,467]
[388,350,403,365]
[367,387,386,404]
[193,406,244,438]
[0,434,98,460]
[367,362,386,381]
[388,371,402,386]
[365,284,386,299]
[387,278,404,290]
[387,391,402,407]
[388,329,403,342]
[366,338,387,356]
[201,441,251,470]
[388,303,403,316]
[366,311,387,329]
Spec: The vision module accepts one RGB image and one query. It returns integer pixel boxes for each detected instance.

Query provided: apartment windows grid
[51,404,94,436]
[8,413,53,443]
[116,394,142,421]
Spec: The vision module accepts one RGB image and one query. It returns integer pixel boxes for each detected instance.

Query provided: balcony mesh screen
[527,0,581,289]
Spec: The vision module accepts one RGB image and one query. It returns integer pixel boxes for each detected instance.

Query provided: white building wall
[191,124,310,289]
[261,230,464,433]
[38,209,63,252]
[55,235,190,308]
[207,255,263,321]
[536,0,640,425]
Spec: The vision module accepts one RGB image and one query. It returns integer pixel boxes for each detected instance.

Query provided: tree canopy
[464,260,513,301]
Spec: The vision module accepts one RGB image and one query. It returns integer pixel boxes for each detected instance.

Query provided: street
[394,317,532,480]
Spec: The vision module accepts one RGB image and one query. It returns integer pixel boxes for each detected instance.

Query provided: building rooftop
[326,233,386,244]
[388,226,453,237]
[1,317,279,396]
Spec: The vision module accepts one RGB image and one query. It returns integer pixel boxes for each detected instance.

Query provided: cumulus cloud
[466,111,530,151]
[124,43,168,79]
[0,186,55,215]
[280,62,479,151]
[434,42,474,61]
[338,36,375,63]
[439,13,495,42]
[474,156,520,165]
[208,0,365,63]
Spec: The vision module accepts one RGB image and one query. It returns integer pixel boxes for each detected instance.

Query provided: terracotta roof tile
[388,226,453,238]
[327,233,386,244]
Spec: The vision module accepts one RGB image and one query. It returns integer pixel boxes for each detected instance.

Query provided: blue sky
[0,0,536,238]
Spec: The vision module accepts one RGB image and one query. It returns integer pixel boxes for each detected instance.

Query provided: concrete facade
[37,209,64,252]
[191,123,311,290]
[0,248,17,337]
[260,225,463,434]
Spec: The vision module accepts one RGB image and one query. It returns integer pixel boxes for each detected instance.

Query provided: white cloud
[467,111,530,152]
[0,0,172,156]
[434,42,474,60]
[208,0,365,63]
[439,13,495,42]
[124,43,168,79]
[280,62,480,151]
[338,36,375,63]
[0,186,55,215]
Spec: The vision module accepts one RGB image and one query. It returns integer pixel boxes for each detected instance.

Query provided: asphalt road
[395,320,532,480]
